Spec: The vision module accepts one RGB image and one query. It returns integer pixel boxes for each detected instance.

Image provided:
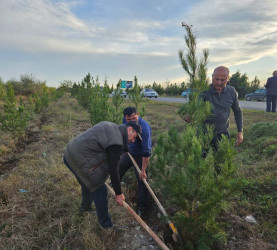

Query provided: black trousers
[118,153,149,213]
[202,131,230,158]
[202,131,230,174]
[266,95,277,112]
[63,157,113,228]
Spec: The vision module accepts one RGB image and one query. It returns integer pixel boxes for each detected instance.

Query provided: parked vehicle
[111,89,127,98]
[181,89,192,98]
[245,89,267,101]
[140,88,158,98]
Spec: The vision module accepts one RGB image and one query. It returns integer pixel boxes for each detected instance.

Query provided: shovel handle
[127,153,179,238]
[105,182,170,250]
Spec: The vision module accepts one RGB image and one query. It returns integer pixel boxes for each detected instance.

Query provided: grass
[126,98,277,246]
[0,94,277,248]
[0,95,127,249]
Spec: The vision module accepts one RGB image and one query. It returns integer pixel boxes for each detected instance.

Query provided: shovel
[105,182,170,250]
[127,152,183,245]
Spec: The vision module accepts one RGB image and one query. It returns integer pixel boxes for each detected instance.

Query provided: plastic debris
[42,153,47,157]
[19,189,28,193]
[245,215,258,224]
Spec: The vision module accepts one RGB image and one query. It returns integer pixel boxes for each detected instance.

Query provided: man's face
[125,113,139,122]
[212,68,229,93]
[127,127,137,143]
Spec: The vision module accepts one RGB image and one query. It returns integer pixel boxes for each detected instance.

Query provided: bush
[243,122,277,158]
[0,83,29,140]
[0,81,6,101]
[88,85,113,125]
[151,126,241,248]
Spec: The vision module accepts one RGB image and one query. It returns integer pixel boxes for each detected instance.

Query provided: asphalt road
[149,96,266,111]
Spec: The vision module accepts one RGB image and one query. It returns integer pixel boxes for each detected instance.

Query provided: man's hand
[115,194,125,206]
[139,169,147,180]
[236,132,243,146]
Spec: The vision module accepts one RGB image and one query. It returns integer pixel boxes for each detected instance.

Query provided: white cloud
[0,0,104,52]
[1,0,277,86]
[184,0,277,68]
[0,0,183,57]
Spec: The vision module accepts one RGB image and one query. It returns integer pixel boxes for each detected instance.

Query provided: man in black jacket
[265,70,277,112]
[200,66,243,149]
[63,121,141,228]
[185,66,243,156]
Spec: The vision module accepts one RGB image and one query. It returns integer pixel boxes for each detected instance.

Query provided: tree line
[63,70,261,98]
[0,75,64,141]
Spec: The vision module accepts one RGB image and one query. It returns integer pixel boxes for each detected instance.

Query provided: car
[181,89,192,98]
[140,88,158,98]
[245,89,267,101]
[111,89,127,98]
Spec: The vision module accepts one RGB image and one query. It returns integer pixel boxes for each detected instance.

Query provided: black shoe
[138,209,148,218]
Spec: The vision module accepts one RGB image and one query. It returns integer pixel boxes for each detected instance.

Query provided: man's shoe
[138,209,148,218]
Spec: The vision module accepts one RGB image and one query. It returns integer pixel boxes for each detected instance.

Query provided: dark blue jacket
[265,75,277,95]
[123,116,152,157]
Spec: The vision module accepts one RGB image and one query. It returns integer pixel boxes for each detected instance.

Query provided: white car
[140,88,158,98]
[111,89,127,98]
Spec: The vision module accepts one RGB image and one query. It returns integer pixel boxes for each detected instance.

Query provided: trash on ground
[19,189,28,193]
[245,215,258,224]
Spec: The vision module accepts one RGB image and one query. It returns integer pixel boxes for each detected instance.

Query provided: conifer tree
[178,23,210,124]
[151,23,241,248]
[0,79,6,101]
[128,76,145,117]
[88,85,112,125]
[77,73,93,109]
[152,126,241,248]
[0,83,29,140]
[111,87,124,124]
[179,23,209,91]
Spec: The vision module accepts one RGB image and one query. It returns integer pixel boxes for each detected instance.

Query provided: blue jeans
[118,153,149,213]
[266,95,277,112]
[63,157,113,228]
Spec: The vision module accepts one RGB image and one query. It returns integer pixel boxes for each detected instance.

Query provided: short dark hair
[126,121,142,140]
[123,106,137,117]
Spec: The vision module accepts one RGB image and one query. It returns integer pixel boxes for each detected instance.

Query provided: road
[150,97,266,111]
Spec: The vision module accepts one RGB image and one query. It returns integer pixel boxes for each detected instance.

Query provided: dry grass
[0,95,129,249]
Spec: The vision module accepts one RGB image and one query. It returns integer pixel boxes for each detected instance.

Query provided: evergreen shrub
[151,125,241,248]
[0,83,29,140]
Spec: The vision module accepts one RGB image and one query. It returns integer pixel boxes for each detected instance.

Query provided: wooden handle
[105,182,170,250]
[127,152,179,238]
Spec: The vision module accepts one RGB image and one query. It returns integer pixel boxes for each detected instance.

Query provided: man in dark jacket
[118,107,152,217]
[200,66,243,149]
[63,121,141,228]
[265,70,277,112]
[185,66,243,155]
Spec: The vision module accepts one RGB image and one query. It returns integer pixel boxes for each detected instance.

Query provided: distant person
[264,70,277,112]
[185,66,243,155]
[63,121,141,229]
[118,107,152,217]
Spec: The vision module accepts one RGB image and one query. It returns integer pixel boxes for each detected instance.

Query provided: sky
[1,0,277,88]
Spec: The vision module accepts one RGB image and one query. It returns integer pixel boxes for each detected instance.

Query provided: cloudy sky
[1,0,277,87]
